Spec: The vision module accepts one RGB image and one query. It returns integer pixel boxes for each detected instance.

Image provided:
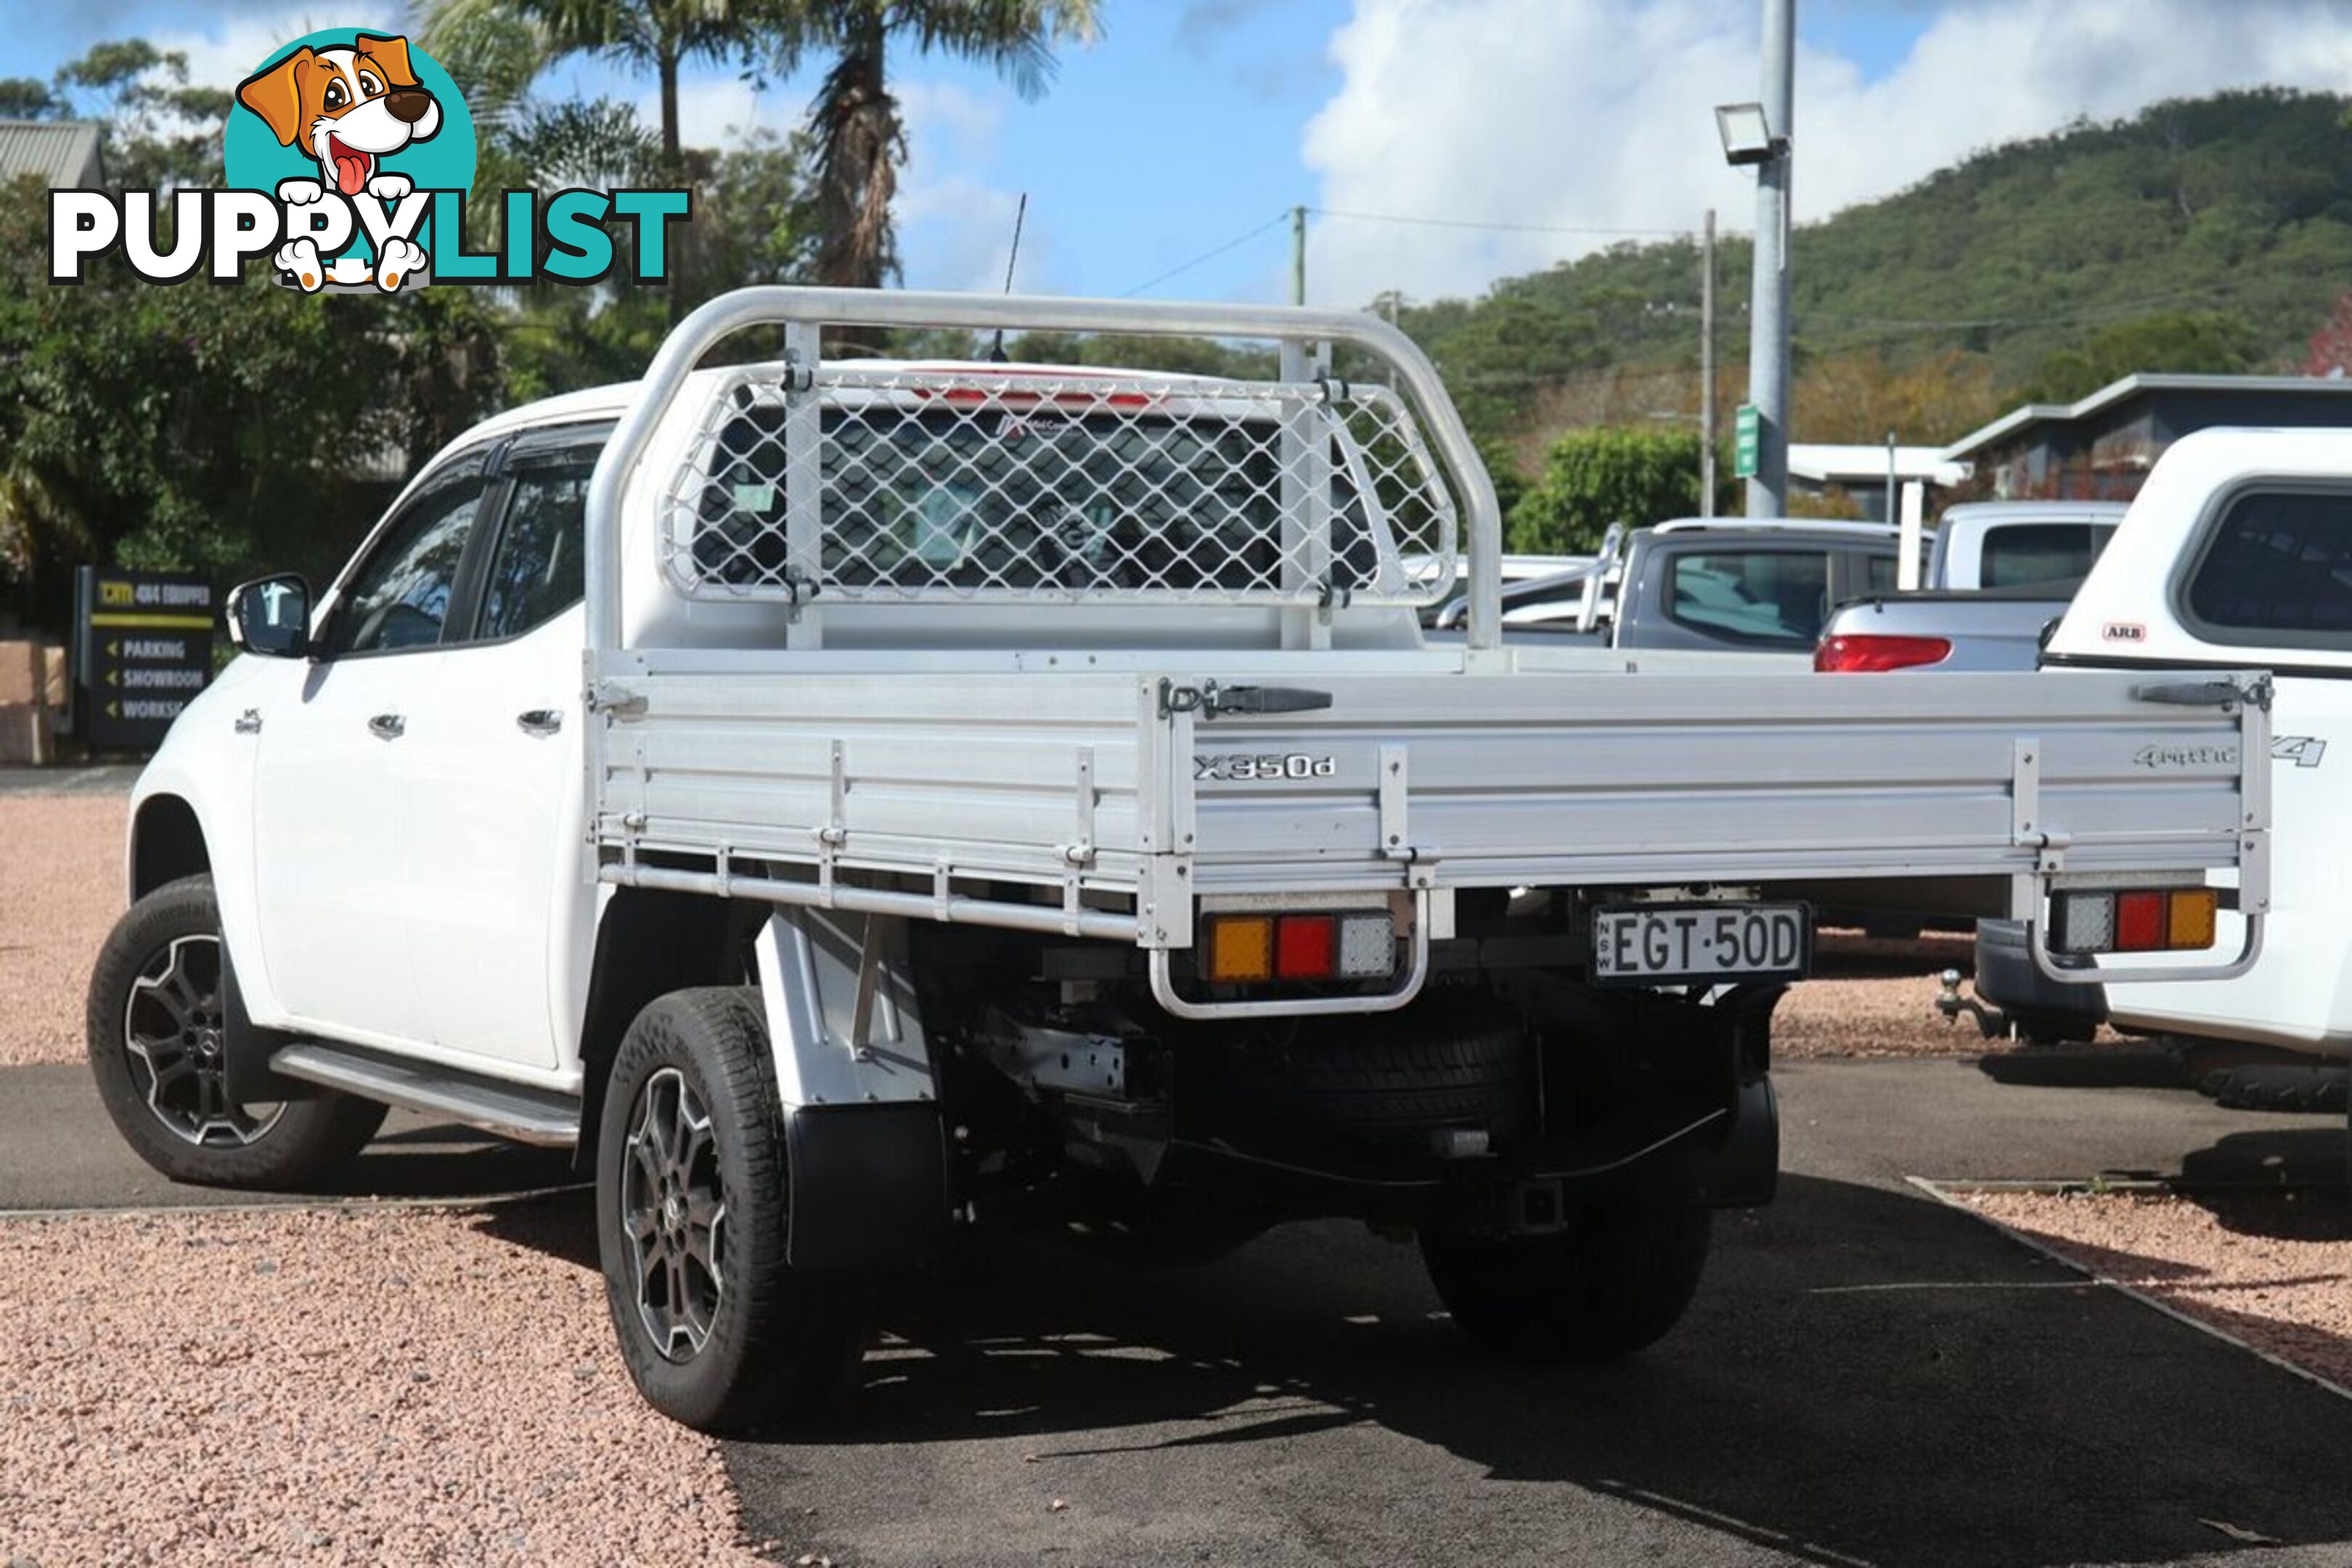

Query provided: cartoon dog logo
[235,34,439,293]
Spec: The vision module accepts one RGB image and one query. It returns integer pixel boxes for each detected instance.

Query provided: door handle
[516,709,563,735]
[367,713,406,740]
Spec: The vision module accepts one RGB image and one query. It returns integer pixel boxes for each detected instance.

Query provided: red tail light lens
[1815,634,1953,672]
[1275,915,1338,979]
[2114,891,2166,952]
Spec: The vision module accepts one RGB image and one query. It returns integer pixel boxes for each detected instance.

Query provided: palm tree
[425,0,780,318]
[785,1,1100,288]
[423,0,777,171]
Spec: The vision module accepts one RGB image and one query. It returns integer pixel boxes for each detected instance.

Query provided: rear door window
[474,429,611,642]
[1982,523,2109,589]
[1665,550,1831,646]
[2182,489,2352,647]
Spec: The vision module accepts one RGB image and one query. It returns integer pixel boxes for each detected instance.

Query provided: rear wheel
[1422,1186,1712,1362]
[596,988,867,1433]
[86,873,385,1189]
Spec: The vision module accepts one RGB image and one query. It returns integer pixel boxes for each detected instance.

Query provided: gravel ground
[1776,928,2053,1060]
[0,793,126,1067]
[0,1199,764,1567]
[1962,1188,2352,1395]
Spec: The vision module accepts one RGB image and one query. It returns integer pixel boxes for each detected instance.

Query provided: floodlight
[1715,102,1786,166]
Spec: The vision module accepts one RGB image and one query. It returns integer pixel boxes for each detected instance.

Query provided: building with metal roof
[1939,373,2352,501]
[0,120,103,189]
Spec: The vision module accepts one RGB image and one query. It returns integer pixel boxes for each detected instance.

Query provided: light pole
[1699,208,1716,518]
[1717,0,1794,518]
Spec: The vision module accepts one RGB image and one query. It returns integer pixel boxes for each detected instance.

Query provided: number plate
[1590,902,1810,985]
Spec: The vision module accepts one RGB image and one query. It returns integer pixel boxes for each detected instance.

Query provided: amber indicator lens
[1204,915,1274,983]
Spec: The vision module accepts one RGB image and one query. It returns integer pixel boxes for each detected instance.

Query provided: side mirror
[226,573,313,658]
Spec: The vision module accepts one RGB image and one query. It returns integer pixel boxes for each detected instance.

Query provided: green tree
[424,0,796,318]
[1473,433,1527,525]
[775,1,1099,288]
[1507,428,1712,555]
[0,43,528,633]
[2014,311,2263,404]
[51,41,230,190]
[0,78,62,118]
[498,130,818,399]
[423,0,775,169]
[0,175,396,629]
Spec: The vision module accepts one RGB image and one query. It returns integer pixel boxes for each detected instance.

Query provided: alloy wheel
[621,1066,729,1360]
[121,933,284,1148]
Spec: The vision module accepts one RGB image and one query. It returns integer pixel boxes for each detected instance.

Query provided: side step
[271,1042,581,1147]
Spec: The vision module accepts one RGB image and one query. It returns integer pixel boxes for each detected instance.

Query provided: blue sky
[12,1,2351,308]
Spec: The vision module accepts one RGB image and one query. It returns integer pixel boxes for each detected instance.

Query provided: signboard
[72,567,215,751]
[1734,403,1760,480]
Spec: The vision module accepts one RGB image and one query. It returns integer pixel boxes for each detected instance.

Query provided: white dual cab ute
[91,288,2269,1432]
[1964,428,2352,1064]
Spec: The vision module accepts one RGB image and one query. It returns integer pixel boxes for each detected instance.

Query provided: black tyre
[596,987,867,1433]
[86,873,386,1189]
[2200,1062,2349,1115]
[1223,1000,1532,1149]
[1422,1187,1712,1362]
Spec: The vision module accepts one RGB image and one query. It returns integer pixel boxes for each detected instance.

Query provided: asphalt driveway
[720,1059,2352,1568]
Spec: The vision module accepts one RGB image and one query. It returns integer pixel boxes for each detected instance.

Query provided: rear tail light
[2053,888,2219,955]
[1815,634,1953,672]
[1204,912,1395,984]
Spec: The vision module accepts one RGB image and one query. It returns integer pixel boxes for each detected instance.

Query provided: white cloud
[660,76,793,150]
[894,81,1041,293]
[150,7,350,92]
[1302,0,2352,308]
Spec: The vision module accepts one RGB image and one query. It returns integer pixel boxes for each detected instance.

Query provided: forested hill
[1400,89,2352,462]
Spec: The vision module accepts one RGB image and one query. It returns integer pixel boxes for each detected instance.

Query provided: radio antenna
[987,192,1028,363]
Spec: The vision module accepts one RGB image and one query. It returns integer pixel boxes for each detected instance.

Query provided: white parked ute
[89,290,2270,1432]
[2017,428,2352,1063]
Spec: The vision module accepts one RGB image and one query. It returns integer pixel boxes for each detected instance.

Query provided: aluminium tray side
[1173,669,2262,897]
[591,664,2263,939]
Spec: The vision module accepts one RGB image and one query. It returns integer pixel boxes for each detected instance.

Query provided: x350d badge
[1195,753,1337,781]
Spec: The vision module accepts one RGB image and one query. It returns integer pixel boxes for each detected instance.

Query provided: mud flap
[754,908,949,1270]
[786,1103,949,1269]
[1693,982,1781,1209]
[219,941,322,1105]
[1693,1074,1778,1208]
